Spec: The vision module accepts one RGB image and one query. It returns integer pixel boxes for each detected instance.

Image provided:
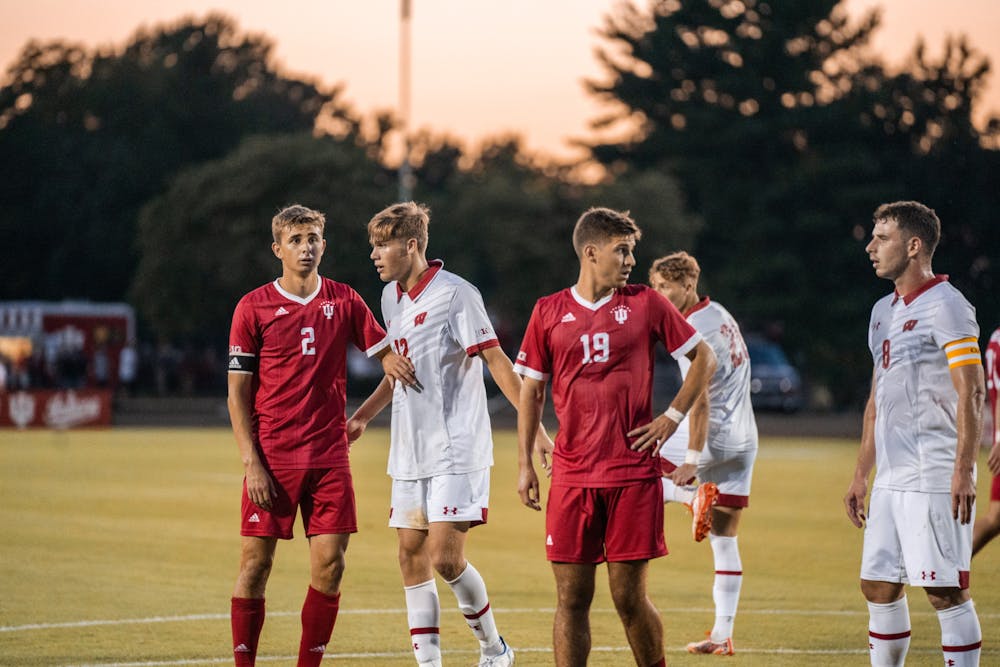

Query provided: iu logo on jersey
[902,319,918,331]
[320,300,336,319]
[611,305,631,324]
[414,312,428,326]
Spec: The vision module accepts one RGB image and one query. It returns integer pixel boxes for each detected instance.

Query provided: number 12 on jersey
[580,332,609,364]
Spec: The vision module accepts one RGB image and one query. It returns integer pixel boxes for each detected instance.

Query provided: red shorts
[545,479,666,563]
[240,466,357,540]
[992,474,1000,502]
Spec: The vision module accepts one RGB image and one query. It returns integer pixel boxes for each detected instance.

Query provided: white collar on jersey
[272,277,322,305]
[571,285,615,311]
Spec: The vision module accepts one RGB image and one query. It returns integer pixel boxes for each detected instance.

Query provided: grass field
[1,427,998,666]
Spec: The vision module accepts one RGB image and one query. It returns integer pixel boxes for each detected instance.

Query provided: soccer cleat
[691,482,719,542]
[686,633,735,655]
[478,636,515,666]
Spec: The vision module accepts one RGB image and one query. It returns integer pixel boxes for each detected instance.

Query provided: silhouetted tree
[0,14,344,302]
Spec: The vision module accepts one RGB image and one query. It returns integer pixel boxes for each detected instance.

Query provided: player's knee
[860,579,904,604]
[239,550,274,585]
[429,552,464,580]
[925,587,969,610]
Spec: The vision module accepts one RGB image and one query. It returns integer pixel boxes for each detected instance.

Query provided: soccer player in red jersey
[227,205,415,667]
[973,324,1000,555]
[514,207,717,667]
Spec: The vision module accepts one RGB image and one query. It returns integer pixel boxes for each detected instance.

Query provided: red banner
[0,389,112,428]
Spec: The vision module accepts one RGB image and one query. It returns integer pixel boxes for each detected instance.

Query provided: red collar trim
[893,274,947,306]
[684,296,711,317]
[396,259,443,302]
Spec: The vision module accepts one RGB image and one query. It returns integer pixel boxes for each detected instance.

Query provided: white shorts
[661,441,756,507]
[861,487,972,589]
[389,469,491,530]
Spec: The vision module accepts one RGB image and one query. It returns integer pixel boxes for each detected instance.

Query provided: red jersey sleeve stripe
[466,339,500,357]
[365,336,391,358]
[670,331,703,360]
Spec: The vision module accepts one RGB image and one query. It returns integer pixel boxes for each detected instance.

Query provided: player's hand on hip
[988,442,1000,476]
[245,460,276,512]
[669,462,697,486]
[381,351,422,392]
[951,471,976,524]
[843,479,867,528]
[346,416,367,444]
[518,464,542,511]
[627,414,677,454]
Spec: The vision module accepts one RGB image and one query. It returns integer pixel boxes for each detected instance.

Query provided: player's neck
[893,260,935,298]
[399,255,430,293]
[278,270,320,297]
[574,273,616,304]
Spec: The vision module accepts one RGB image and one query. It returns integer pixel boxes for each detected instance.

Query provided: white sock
[445,563,503,654]
[937,599,981,667]
[709,534,742,641]
[661,476,695,504]
[404,579,441,665]
[867,596,910,666]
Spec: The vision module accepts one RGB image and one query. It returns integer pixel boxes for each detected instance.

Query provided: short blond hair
[367,201,430,252]
[272,204,325,243]
[649,251,700,284]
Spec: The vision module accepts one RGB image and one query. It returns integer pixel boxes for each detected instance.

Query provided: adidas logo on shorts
[546,534,553,546]
[248,513,260,523]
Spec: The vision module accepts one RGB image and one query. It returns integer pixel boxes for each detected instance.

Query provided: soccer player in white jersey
[844,201,985,667]
[348,202,552,667]
[648,251,758,657]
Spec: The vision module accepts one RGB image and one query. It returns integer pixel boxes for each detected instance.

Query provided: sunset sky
[3,0,998,161]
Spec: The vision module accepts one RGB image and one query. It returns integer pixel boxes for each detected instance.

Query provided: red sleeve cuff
[466,339,500,357]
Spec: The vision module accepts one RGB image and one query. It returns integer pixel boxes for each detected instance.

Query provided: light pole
[398,0,414,202]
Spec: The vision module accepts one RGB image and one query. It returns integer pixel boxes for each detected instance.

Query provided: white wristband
[684,449,700,465]
[663,406,685,424]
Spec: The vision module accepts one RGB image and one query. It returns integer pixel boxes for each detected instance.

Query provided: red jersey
[514,285,701,487]
[987,326,1000,445]
[228,277,387,469]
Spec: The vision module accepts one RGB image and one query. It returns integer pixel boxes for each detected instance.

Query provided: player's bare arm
[375,346,420,390]
[668,387,709,485]
[845,373,877,528]
[347,376,393,443]
[480,346,554,471]
[227,371,276,511]
[950,361,985,524]
[517,376,547,511]
[990,395,1000,476]
[629,339,716,455]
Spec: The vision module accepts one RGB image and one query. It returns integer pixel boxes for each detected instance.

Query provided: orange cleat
[690,482,719,542]
[686,633,735,656]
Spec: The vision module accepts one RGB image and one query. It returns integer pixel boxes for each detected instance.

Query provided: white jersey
[372,261,498,480]
[661,297,758,459]
[868,276,981,493]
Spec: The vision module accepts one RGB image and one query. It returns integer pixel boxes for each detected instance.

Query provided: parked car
[745,336,805,412]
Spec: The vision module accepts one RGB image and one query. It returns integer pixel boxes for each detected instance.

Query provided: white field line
[66,645,1000,667]
[7,606,1000,634]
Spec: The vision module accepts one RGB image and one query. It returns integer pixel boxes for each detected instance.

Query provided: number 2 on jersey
[301,327,316,356]
[580,332,609,364]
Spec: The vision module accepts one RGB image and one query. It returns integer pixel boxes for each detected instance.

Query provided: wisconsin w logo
[414,312,428,326]
[902,319,918,331]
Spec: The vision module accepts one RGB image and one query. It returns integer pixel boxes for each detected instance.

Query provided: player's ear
[906,235,922,258]
[583,243,598,263]
[405,237,419,255]
[272,241,281,259]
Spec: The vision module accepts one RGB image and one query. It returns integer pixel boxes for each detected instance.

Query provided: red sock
[231,597,265,667]
[298,587,341,667]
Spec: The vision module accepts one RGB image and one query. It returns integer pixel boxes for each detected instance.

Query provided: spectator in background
[118,340,138,397]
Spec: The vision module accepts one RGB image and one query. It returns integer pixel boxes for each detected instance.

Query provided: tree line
[1,2,997,407]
